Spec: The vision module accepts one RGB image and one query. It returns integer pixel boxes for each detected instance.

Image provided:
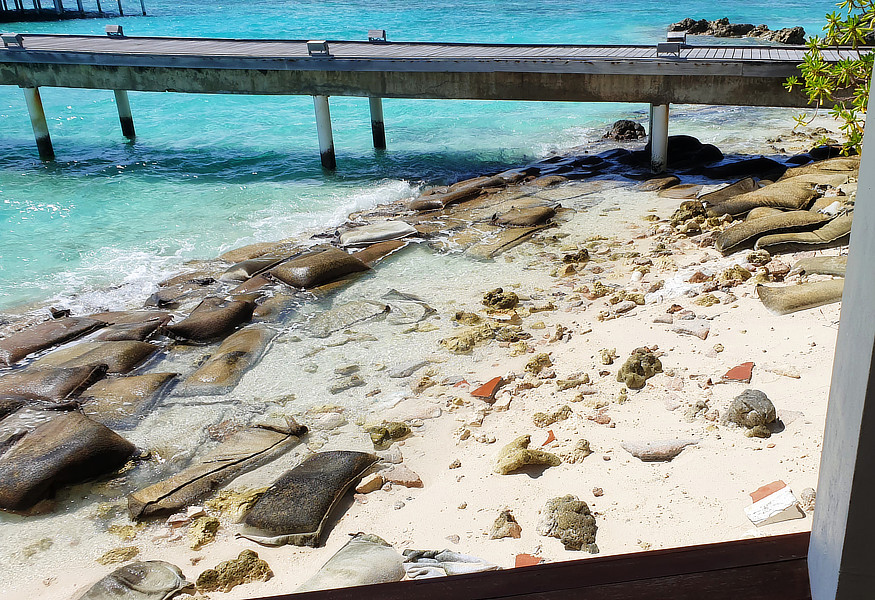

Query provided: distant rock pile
[669,18,805,45]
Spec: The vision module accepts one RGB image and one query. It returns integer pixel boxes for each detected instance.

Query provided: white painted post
[369,96,386,150]
[22,87,54,161]
[313,95,336,170]
[113,89,135,139]
[809,71,875,600]
[649,103,669,173]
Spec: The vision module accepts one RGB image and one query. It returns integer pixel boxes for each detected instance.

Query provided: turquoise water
[0,0,836,311]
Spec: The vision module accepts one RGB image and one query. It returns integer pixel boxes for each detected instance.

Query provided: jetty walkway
[0,30,865,169]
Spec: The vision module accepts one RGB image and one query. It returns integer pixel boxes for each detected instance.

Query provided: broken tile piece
[749,480,787,503]
[724,362,755,383]
[515,554,544,568]
[471,376,504,401]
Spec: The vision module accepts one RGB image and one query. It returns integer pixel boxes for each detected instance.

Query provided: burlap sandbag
[0,317,105,366]
[790,255,847,277]
[164,297,255,342]
[706,177,819,217]
[176,325,275,396]
[757,280,845,315]
[715,211,828,255]
[0,364,108,402]
[755,214,853,253]
[270,247,369,289]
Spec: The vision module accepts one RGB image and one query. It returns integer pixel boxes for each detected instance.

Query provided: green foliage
[785,0,874,153]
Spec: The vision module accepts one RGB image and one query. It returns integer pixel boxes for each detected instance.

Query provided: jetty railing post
[116,0,122,16]
[22,86,54,161]
[52,0,61,14]
[113,89,135,139]
[76,0,82,12]
[139,0,144,15]
[649,103,669,173]
[368,97,386,150]
[95,0,102,15]
[313,95,336,170]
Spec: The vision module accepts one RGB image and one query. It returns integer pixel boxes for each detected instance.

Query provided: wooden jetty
[0,29,866,169]
[0,0,144,22]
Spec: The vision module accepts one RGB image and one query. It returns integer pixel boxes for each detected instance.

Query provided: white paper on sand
[744,487,805,526]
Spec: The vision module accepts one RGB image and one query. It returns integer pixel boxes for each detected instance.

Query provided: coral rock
[536,495,598,552]
[616,347,663,389]
[621,439,699,461]
[494,435,561,475]
[489,509,523,539]
[196,550,273,593]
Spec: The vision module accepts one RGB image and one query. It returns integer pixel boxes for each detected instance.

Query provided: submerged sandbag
[176,325,275,396]
[715,211,828,255]
[0,397,25,421]
[32,341,159,374]
[0,410,136,512]
[165,297,255,342]
[353,239,409,267]
[296,533,405,592]
[128,421,307,520]
[219,238,301,264]
[94,317,169,342]
[219,255,286,283]
[80,372,177,429]
[0,364,107,402]
[307,300,389,338]
[88,310,171,326]
[699,177,759,206]
[383,289,436,325]
[790,255,847,277]
[0,317,105,366]
[270,247,369,289]
[339,221,417,247]
[239,450,376,547]
[755,214,853,253]
[780,155,860,179]
[465,225,549,260]
[493,205,556,227]
[706,177,820,217]
[76,560,189,600]
[757,279,845,315]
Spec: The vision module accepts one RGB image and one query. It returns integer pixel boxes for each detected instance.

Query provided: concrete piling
[22,86,54,161]
[649,103,669,173]
[368,97,386,150]
[113,89,135,139]
[313,94,336,170]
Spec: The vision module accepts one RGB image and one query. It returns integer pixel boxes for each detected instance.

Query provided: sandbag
[465,225,551,259]
[94,317,169,342]
[755,214,853,253]
[296,533,405,592]
[353,239,409,267]
[746,207,787,221]
[0,396,25,421]
[31,341,159,374]
[715,211,828,254]
[706,177,820,217]
[0,364,108,402]
[493,205,556,227]
[219,255,286,282]
[87,311,171,326]
[698,177,758,206]
[128,421,306,520]
[75,561,189,600]
[779,155,860,180]
[307,301,389,338]
[219,238,301,263]
[270,247,369,289]
[0,317,105,366]
[80,372,177,429]
[0,410,135,512]
[239,450,376,547]
[757,280,845,315]
[164,297,255,342]
[339,221,417,247]
[790,255,847,277]
[176,325,275,396]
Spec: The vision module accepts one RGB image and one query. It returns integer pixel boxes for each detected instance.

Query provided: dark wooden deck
[253,532,811,600]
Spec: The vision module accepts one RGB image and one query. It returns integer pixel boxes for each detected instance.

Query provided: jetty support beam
[22,86,54,161]
[809,68,875,600]
[113,89,135,139]
[649,103,669,173]
[369,96,386,150]
[313,94,336,170]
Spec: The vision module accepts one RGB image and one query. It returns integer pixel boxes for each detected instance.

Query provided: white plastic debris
[744,487,805,526]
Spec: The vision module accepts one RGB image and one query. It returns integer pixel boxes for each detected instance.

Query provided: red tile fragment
[515,554,544,568]
[542,430,556,446]
[724,362,755,383]
[471,376,503,400]
[750,480,787,503]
